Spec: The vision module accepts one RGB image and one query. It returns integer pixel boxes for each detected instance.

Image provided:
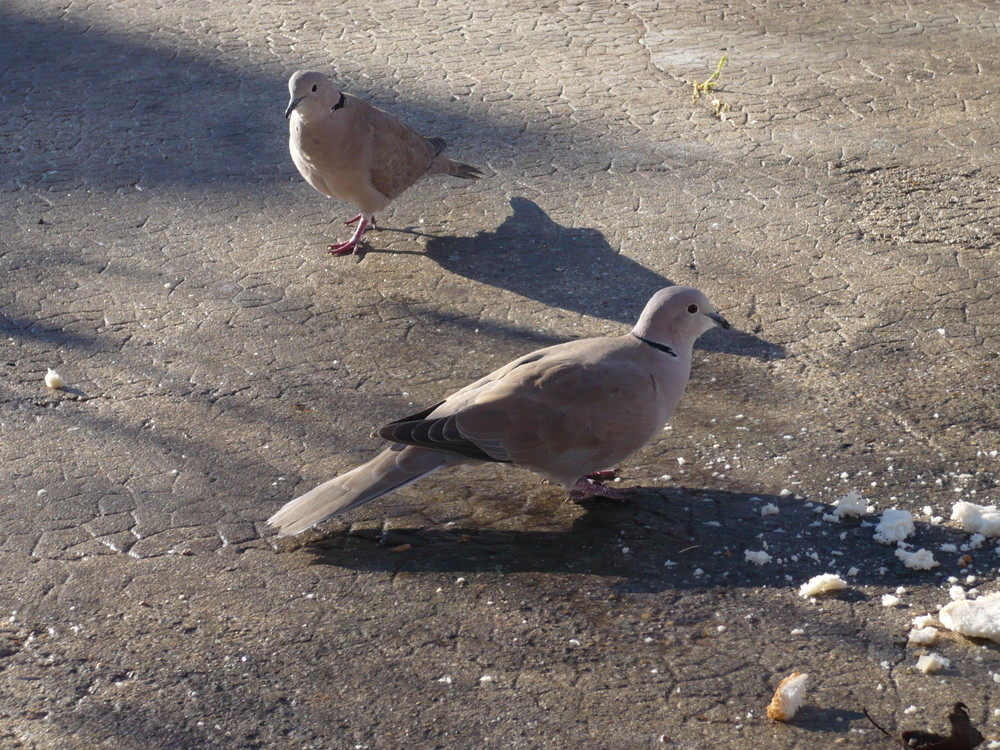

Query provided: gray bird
[268,286,730,535]
[285,70,482,255]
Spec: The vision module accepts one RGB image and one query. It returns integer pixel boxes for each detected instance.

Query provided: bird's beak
[708,311,730,329]
[284,96,304,119]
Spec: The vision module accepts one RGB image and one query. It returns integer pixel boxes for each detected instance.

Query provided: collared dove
[285,70,483,255]
[268,286,729,535]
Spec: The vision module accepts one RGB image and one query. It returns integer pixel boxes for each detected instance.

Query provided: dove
[268,285,730,535]
[285,70,483,255]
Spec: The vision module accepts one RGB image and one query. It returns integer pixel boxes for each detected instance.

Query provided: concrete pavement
[1,0,998,746]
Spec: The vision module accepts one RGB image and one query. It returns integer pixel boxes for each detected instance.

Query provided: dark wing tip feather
[376,403,509,463]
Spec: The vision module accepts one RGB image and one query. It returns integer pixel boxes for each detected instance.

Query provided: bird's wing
[376,338,665,477]
[361,102,439,199]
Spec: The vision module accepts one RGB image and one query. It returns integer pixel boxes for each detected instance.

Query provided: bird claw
[327,216,371,255]
[568,476,633,502]
[327,240,360,255]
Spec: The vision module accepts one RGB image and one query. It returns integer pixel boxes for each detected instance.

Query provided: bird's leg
[328,215,370,255]
[343,214,377,230]
[568,476,633,502]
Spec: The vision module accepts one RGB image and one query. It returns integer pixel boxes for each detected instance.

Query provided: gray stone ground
[2,0,999,746]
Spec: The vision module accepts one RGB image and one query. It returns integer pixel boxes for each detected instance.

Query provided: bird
[284,70,483,255]
[268,285,730,536]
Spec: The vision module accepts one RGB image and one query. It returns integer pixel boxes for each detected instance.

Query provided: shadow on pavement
[425,198,785,361]
[300,488,796,591]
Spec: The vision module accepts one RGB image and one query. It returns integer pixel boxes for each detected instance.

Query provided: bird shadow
[287,488,828,593]
[424,198,784,360]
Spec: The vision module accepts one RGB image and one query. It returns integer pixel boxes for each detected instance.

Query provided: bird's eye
[311,84,318,92]
[687,304,699,314]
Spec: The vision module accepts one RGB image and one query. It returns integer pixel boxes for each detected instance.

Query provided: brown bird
[285,70,482,255]
[268,286,730,535]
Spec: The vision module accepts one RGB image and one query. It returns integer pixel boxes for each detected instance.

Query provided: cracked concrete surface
[1,0,998,747]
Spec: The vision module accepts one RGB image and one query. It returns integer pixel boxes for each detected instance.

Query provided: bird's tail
[267,445,450,536]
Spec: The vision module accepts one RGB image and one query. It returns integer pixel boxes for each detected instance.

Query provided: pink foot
[568,476,633,502]
[327,215,371,255]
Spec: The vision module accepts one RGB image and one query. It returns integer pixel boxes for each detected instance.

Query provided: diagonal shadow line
[425,197,785,360]
[0,314,106,350]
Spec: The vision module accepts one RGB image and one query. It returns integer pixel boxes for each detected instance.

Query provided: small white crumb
[940,543,958,553]
[779,489,792,497]
[912,614,936,628]
[904,705,919,715]
[951,501,1000,538]
[907,626,938,647]
[949,585,967,601]
[833,489,872,518]
[821,513,840,523]
[915,652,950,674]
[938,592,1000,642]
[455,577,468,586]
[790,628,805,635]
[847,566,860,577]
[894,547,938,570]
[799,573,847,598]
[437,675,453,684]
[676,457,686,465]
[874,509,914,544]
[479,675,494,684]
[44,368,64,389]
[761,503,780,516]
[881,594,900,607]
[767,671,808,721]
[716,625,727,633]
[745,549,772,566]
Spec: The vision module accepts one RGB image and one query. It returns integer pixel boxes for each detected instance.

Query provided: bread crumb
[881,594,900,607]
[767,671,808,721]
[744,549,772,565]
[907,626,938,647]
[44,368,64,389]
[912,614,936,628]
[799,573,846,598]
[939,592,1000,642]
[894,547,938,570]
[915,652,950,674]
[833,489,872,518]
[951,501,1000,538]
[874,509,914,544]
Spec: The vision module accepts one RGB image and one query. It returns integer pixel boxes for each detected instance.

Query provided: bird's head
[285,70,344,120]
[632,285,730,350]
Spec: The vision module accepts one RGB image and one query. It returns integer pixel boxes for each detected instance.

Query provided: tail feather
[268,445,451,536]
[428,153,483,180]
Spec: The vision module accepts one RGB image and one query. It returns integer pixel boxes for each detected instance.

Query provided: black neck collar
[332,93,346,111]
[632,332,677,357]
